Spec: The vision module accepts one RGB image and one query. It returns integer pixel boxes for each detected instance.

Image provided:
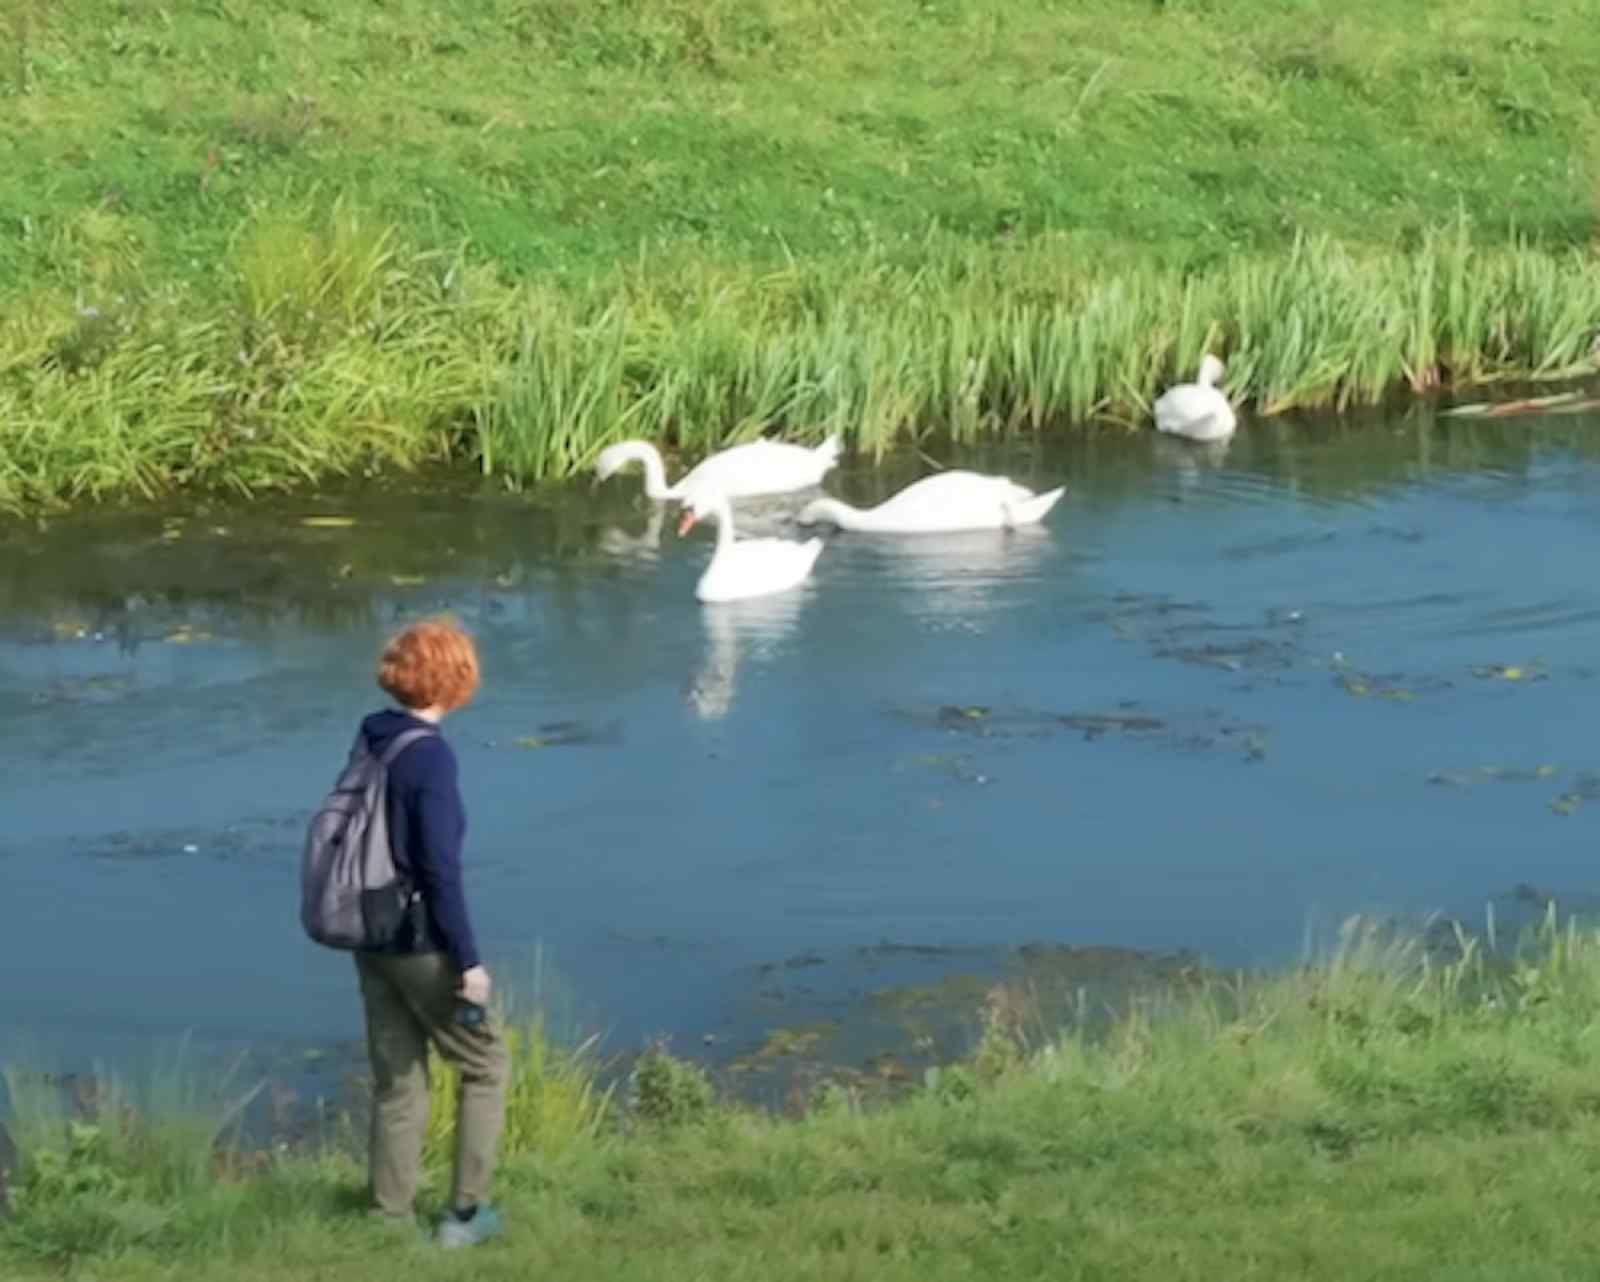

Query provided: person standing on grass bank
[356,617,509,1249]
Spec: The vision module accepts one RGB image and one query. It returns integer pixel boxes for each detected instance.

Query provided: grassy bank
[2,0,1598,511]
[9,914,1600,1279]
[4,214,1598,515]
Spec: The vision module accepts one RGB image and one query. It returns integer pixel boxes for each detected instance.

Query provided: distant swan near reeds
[1153,354,1237,442]
[596,436,840,502]
[796,471,1065,534]
[677,488,824,603]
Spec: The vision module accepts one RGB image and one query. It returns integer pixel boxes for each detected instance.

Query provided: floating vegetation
[1336,673,1418,701]
[1470,662,1549,682]
[1442,391,1600,419]
[935,705,991,729]
[496,719,625,751]
[726,1025,837,1074]
[1057,712,1168,737]
[756,952,827,976]
[1550,771,1600,817]
[1427,765,1561,788]
[1056,709,1271,761]
[1152,637,1300,674]
[892,700,1269,762]
[1100,595,1311,688]
[1425,764,1600,819]
[1093,594,1211,629]
[1331,652,1453,702]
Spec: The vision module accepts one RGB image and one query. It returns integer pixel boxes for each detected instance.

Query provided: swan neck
[637,445,672,500]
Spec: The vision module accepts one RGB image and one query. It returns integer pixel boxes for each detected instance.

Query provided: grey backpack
[300,727,435,950]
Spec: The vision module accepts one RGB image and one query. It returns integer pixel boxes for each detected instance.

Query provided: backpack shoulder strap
[379,726,438,769]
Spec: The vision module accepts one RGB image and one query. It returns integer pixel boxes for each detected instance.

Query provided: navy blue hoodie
[361,709,481,973]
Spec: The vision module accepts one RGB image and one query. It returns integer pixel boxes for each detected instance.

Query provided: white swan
[677,488,823,603]
[596,435,840,502]
[796,471,1064,534]
[1153,354,1237,442]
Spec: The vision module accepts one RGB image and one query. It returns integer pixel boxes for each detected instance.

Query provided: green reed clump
[0,204,511,514]
[626,1042,716,1127]
[424,1015,611,1169]
[480,226,1600,479]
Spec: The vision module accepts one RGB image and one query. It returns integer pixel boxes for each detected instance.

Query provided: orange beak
[677,510,698,537]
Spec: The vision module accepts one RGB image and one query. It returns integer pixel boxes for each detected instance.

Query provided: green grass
[1,0,1597,509]
[425,1015,613,1167]
[4,0,1597,282]
[12,913,1600,1279]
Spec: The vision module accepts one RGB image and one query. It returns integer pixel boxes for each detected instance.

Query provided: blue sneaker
[437,1204,503,1250]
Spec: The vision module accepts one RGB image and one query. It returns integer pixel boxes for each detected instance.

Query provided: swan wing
[681,440,836,499]
[697,537,823,602]
[1154,386,1237,441]
[851,471,1033,532]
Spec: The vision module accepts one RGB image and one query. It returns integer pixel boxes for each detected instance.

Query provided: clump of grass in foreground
[0,1040,264,1263]
[425,1015,612,1170]
[3,206,1597,515]
[13,911,1600,1279]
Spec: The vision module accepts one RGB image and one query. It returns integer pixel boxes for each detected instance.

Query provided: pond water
[4,406,1600,1097]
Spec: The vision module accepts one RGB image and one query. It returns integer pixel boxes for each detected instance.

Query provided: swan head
[1199,354,1226,387]
[594,442,639,481]
[675,486,728,536]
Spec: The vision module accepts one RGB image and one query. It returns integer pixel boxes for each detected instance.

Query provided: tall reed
[2,211,1596,514]
[482,225,1599,477]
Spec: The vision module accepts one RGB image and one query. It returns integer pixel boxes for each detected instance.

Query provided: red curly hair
[377,617,481,712]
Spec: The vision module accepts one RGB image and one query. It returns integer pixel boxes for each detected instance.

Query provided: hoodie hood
[362,708,437,756]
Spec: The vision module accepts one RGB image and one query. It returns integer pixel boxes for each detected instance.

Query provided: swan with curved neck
[676,488,823,603]
[1153,353,1237,442]
[797,471,1064,534]
[596,435,840,502]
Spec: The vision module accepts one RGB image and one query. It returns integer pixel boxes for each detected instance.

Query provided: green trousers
[354,950,510,1216]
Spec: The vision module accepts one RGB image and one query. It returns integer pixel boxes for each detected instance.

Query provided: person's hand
[460,965,491,1008]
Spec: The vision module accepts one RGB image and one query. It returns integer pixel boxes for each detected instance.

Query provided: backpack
[300,727,435,950]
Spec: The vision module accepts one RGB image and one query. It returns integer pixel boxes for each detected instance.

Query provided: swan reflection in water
[596,505,666,561]
[684,592,805,721]
[1152,433,1233,488]
[597,494,805,565]
[862,523,1056,626]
